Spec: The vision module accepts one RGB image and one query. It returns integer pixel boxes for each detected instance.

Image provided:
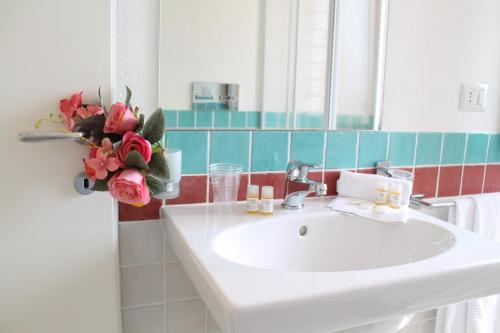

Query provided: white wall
[382,0,500,132]
[159,0,264,111]
[0,1,121,333]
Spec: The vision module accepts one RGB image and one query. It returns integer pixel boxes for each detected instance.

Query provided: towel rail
[410,194,455,209]
[18,130,86,143]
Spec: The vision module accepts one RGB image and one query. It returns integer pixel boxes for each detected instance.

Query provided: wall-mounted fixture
[459,83,488,112]
[192,82,239,111]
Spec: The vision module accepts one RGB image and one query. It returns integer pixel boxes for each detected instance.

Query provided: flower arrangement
[36,87,168,206]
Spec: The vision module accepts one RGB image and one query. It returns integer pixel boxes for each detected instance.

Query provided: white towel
[435,193,500,333]
[336,170,413,206]
[329,196,409,223]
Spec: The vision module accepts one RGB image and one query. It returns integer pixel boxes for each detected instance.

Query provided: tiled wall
[118,129,500,333]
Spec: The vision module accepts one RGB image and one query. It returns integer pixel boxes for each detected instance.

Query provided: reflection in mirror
[159,0,388,130]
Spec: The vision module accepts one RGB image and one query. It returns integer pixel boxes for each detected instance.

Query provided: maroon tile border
[484,164,500,193]
[167,175,208,205]
[118,198,163,222]
[461,165,485,195]
[438,166,463,197]
[413,167,439,198]
[250,173,287,200]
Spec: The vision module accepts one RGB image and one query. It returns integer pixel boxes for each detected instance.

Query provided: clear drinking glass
[209,163,243,211]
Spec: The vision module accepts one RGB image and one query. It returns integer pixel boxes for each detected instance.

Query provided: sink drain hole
[298,225,308,237]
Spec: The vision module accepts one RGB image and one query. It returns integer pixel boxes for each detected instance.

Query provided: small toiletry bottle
[375,180,389,205]
[246,184,260,214]
[388,183,403,209]
[260,186,274,215]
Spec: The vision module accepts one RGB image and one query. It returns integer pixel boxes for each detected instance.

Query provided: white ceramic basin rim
[212,212,455,272]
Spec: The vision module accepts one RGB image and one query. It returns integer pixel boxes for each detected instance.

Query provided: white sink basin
[213,214,454,272]
[161,198,500,333]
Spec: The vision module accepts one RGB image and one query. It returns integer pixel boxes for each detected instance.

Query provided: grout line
[458,134,468,196]
[194,111,198,128]
[482,134,492,193]
[176,110,179,128]
[355,131,360,171]
[287,130,292,163]
[120,262,164,269]
[385,132,391,161]
[204,305,209,333]
[248,131,254,176]
[165,296,202,304]
[411,132,418,174]
[435,133,445,198]
[321,131,327,183]
[206,131,211,203]
[122,302,165,311]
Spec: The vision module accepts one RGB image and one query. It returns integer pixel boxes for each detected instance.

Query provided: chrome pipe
[18,130,85,143]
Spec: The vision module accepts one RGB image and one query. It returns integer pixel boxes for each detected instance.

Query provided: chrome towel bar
[17,130,85,143]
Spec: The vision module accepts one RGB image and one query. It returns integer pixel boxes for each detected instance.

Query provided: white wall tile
[122,305,164,333]
[121,264,164,307]
[164,235,179,263]
[165,263,199,301]
[166,299,206,333]
[207,310,222,333]
[419,319,436,333]
[398,322,422,333]
[119,221,164,265]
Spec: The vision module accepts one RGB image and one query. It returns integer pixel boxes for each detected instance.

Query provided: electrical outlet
[459,83,488,112]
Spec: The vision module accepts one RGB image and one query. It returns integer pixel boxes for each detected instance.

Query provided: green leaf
[134,114,145,133]
[142,108,165,144]
[91,179,109,191]
[125,86,132,108]
[124,150,149,171]
[148,152,169,180]
[146,175,164,195]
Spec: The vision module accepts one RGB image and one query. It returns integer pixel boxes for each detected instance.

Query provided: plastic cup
[209,163,243,211]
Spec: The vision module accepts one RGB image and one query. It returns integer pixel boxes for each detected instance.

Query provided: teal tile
[488,134,500,163]
[165,131,208,174]
[196,111,212,128]
[441,133,466,165]
[465,133,489,164]
[247,112,261,128]
[358,132,389,168]
[163,110,178,129]
[415,132,442,166]
[389,132,416,167]
[290,131,325,166]
[326,131,357,169]
[210,131,250,171]
[214,111,229,128]
[264,112,278,128]
[178,111,195,128]
[277,113,287,129]
[251,131,289,171]
[230,112,246,128]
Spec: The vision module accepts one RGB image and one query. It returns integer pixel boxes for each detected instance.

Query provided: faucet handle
[286,160,321,180]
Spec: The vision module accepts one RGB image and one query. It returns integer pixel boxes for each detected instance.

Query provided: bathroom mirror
[159,0,389,130]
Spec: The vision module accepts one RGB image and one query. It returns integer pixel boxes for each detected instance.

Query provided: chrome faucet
[281,161,327,209]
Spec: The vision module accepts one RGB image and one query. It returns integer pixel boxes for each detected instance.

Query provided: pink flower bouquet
[39,87,168,206]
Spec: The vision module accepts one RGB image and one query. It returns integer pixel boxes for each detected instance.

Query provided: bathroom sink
[213,213,454,272]
[161,198,500,333]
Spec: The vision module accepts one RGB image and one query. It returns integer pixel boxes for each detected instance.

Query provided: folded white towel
[329,196,409,223]
[337,170,413,206]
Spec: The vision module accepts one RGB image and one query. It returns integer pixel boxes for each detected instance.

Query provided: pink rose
[117,131,152,167]
[108,169,150,207]
[76,105,104,119]
[103,102,138,134]
[59,91,83,118]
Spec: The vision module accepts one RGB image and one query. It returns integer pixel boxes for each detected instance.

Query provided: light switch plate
[459,83,488,112]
